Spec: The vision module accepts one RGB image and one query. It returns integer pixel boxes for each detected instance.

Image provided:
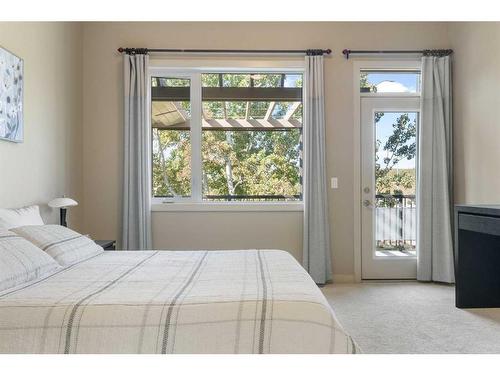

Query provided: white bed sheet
[0,249,358,354]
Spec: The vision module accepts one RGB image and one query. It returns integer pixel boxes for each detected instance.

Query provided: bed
[0,249,358,354]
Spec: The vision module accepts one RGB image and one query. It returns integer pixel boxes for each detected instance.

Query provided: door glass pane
[374,111,417,257]
[151,77,191,198]
[361,71,420,93]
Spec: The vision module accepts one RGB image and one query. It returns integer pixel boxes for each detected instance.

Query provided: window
[360,70,421,93]
[151,71,303,203]
[151,77,192,198]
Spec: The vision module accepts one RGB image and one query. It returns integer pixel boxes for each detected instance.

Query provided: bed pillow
[0,229,61,292]
[0,205,45,230]
[12,225,103,267]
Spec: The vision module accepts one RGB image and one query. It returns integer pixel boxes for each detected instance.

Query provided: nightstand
[95,240,116,250]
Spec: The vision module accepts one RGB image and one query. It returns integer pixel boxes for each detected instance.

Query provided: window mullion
[191,72,203,202]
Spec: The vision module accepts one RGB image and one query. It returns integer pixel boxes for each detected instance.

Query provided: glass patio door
[361,97,419,279]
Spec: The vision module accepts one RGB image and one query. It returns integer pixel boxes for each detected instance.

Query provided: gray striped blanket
[0,249,358,354]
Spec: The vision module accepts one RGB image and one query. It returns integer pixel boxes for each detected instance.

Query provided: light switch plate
[331,177,338,189]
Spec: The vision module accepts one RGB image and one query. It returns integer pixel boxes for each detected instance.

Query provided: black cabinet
[455,205,500,308]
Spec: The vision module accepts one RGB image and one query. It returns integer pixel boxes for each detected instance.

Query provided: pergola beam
[152,87,302,102]
[204,117,301,130]
[284,102,301,121]
[152,118,302,131]
[265,102,276,121]
[173,102,188,121]
[245,102,250,119]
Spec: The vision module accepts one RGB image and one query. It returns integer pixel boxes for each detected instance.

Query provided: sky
[284,74,301,87]
[366,72,420,93]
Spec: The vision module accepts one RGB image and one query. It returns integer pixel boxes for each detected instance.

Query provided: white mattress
[0,249,358,354]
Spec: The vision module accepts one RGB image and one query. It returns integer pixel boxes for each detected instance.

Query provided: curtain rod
[117,47,332,56]
[342,49,453,59]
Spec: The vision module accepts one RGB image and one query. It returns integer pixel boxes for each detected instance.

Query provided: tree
[375,113,416,196]
[152,128,191,197]
[360,72,377,93]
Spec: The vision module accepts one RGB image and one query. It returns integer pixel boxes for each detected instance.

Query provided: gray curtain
[303,53,332,284]
[122,53,152,250]
[417,55,454,283]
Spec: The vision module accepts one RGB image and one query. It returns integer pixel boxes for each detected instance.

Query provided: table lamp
[48,197,78,227]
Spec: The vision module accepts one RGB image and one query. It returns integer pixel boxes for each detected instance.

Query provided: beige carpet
[322,282,500,354]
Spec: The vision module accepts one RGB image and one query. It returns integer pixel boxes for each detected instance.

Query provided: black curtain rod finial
[306,49,330,56]
[118,47,150,55]
[342,49,350,59]
[422,49,453,57]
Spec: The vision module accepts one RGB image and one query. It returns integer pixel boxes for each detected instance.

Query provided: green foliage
[152,128,301,199]
[202,130,301,197]
[375,113,417,195]
[152,129,191,197]
[360,72,369,88]
[360,72,377,92]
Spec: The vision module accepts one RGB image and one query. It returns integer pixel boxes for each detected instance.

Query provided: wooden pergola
[151,76,303,131]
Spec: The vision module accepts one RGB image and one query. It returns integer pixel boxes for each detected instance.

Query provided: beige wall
[152,211,303,261]
[449,23,500,204]
[81,22,450,278]
[0,22,83,229]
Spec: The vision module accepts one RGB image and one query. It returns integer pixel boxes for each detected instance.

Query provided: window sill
[359,92,421,98]
[151,202,304,212]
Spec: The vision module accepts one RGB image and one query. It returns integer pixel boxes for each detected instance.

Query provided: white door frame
[352,59,422,282]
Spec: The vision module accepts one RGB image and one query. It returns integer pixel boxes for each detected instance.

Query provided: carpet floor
[322,282,500,354]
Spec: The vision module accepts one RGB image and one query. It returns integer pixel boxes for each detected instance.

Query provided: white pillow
[0,229,61,292]
[0,205,45,230]
[12,225,103,267]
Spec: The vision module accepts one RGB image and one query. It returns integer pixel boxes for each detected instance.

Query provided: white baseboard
[332,274,356,283]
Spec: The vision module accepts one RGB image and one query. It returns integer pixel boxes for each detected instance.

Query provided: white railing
[375,194,416,250]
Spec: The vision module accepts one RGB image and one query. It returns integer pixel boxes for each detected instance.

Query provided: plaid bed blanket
[0,249,358,354]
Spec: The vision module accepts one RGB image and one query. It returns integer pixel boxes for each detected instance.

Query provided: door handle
[363,199,373,207]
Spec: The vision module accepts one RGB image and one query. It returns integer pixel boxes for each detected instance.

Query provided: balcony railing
[375,194,416,251]
[154,194,301,201]
[204,194,301,202]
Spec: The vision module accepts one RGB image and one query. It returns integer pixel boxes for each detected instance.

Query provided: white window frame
[352,59,422,282]
[148,61,305,212]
